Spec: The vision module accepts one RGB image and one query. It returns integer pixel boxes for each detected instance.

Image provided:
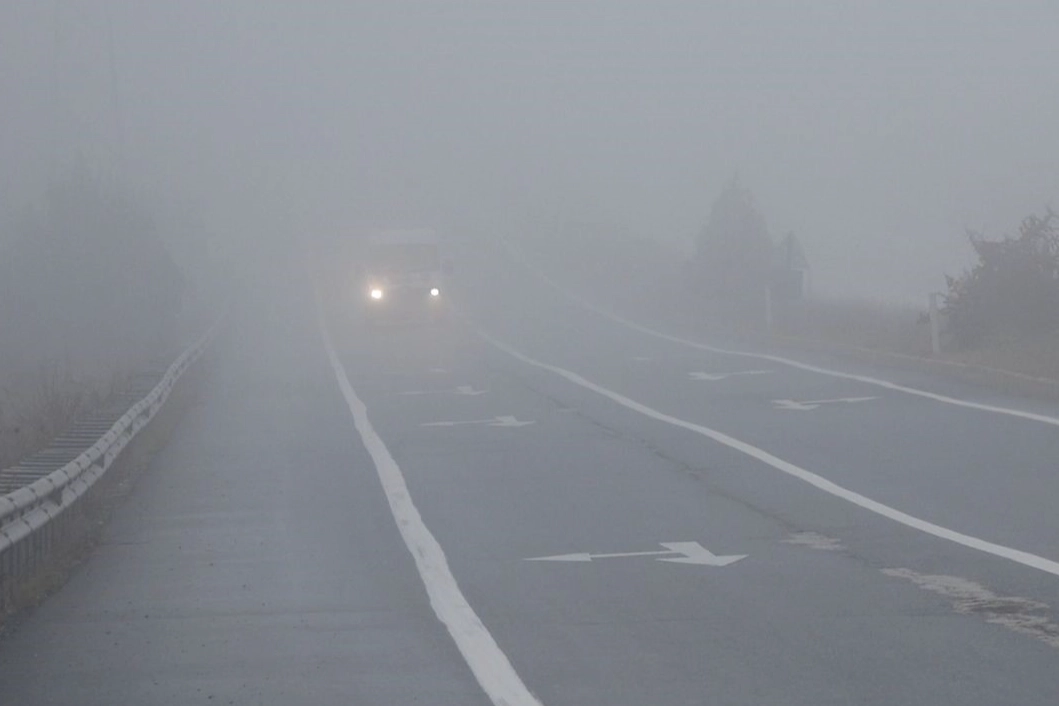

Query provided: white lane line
[477,328,1059,579]
[502,242,1059,429]
[316,304,543,706]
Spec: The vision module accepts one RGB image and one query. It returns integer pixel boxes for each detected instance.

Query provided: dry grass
[0,363,112,471]
[772,298,935,357]
[772,297,1059,383]
[0,364,203,624]
[945,332,1059,381]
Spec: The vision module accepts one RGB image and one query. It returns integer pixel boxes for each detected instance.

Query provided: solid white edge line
[501,240,1059,429]
[477,328,1059,579]
[315,300,544,706]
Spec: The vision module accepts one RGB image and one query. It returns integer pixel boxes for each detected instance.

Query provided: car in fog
[355,228,450,324]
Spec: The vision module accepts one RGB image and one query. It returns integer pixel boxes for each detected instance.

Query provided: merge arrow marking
[421,415,534,428]
[655,541,748,566]
[489,415,536,427]
[772,396,878,411]
[401,386,487,397]
[689,370,774,381]
[526,541,746,566]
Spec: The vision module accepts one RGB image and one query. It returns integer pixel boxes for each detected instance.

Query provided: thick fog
[3,2,1058,301]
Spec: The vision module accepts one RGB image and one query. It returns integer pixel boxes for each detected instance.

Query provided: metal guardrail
[0,319,221,609]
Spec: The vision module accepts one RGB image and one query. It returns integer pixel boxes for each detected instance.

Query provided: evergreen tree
[692,176,773,303]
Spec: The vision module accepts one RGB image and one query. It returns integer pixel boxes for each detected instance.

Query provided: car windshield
[368,243,440,273]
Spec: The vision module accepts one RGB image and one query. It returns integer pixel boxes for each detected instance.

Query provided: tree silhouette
[943,209,1059,347]
[691,176,773,306]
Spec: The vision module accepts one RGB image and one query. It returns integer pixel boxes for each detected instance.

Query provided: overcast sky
[2,1,1057,300]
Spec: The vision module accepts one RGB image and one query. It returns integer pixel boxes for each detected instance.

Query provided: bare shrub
[943,209,1059,349]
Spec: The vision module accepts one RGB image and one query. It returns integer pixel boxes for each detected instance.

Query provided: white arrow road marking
[690,370,774,381]
[400,385,487,396]
[526,541,747,567]
[656,541,749,566]
[772,396,878,411]
[477,326,1059,579]
[526,550,667,563]
[422,415,535,428]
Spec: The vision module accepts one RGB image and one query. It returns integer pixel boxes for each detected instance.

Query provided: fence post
[765,284,773,334]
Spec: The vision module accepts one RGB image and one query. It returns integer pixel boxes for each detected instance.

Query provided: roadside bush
[942,209,1059,348]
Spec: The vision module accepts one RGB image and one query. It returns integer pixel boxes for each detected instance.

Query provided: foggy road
[2,249,1058,706]
[5,3,1059,704]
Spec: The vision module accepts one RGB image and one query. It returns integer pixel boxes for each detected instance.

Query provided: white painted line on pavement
[400,385,488,397]
[504,241,1059,429]
[422,415,535,428]
[317,305,544,706]
[526,541,746,566]
[528,549,674,562]
[478,328,1059,579]
[771,396,878,411]
[689,370,774,381]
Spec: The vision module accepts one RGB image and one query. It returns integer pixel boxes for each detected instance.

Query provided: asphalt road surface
[2,241,1058,705]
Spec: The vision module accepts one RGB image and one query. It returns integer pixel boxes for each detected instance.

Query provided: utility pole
[929,292,942,356]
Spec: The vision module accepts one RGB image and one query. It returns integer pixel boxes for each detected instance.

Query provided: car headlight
[369,288,384,300]
[429,287,440,297]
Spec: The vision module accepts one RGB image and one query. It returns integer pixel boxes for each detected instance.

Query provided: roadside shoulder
[756,331,1059,404]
